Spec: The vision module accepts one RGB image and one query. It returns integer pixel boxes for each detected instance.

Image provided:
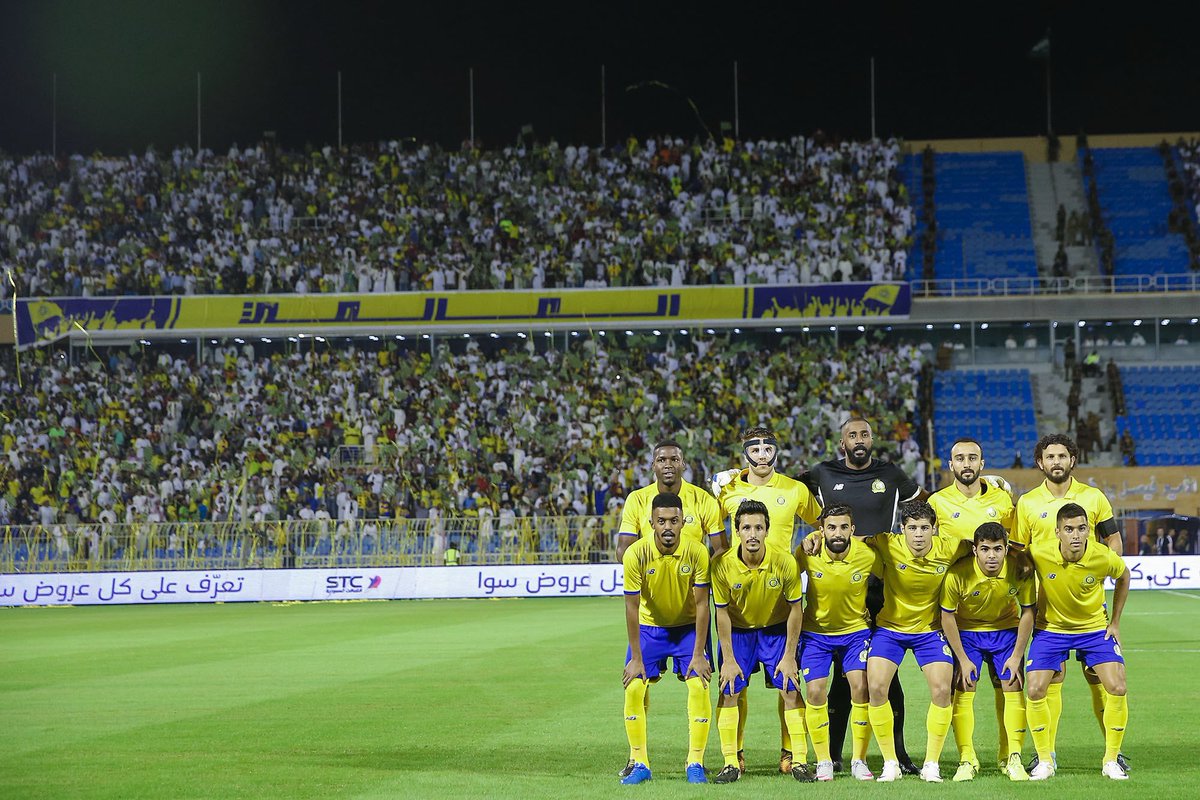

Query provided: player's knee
[624,679,648,703]
[1105,677,1127,696]
[930,686,951,707]
[807,685,828,706]
[868,680,890,704]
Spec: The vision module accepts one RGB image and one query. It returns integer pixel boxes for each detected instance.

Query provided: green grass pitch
[2,590,1198,799]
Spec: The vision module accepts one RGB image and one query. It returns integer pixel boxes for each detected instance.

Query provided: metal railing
[0,516,617,573]
[911,273,1200,298]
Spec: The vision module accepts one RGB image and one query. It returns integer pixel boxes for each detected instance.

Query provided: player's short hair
[740,425,778,443]
[1034,433,1079,463]
[1055,502,1088,527]
[651,492,683,512]
[819,503,855,524]
[951,437,983,453]
[840,416,872,432]
[652,439,683,455]
[734,499,770,530]
[899,499,937,526]
[973,521,1008,545]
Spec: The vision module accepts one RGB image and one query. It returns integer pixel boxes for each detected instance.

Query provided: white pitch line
[1125,648,1200,653]
[1164,590,1200,601]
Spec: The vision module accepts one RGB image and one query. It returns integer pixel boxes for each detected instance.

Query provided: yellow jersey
[711,545,802,629]
[871,533,971,633]
[1029,538,1126,634]
[717,470,821,554]
[1013,477,1116,547]
[622,535,710,628]
[939,556,1036,631]
[619,480,724,547]
[795,536,882,635]
[929,481,1015,543]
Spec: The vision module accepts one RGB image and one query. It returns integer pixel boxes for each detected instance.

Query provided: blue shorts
[870,627,953,668]
[800,629,871,681]
[626,624,709,680]
[960,628,1019,682]
[718,622,793,694]
[1026,629,1124,673]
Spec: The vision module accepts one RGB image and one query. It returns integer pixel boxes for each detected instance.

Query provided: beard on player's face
[846,443,872,467]
[826,534,851,553]
[953,466,979,486]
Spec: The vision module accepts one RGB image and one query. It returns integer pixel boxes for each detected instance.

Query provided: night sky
[1,0,1195,155]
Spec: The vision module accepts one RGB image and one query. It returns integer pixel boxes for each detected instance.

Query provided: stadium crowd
[0,135,913,300]
[0,335,926,530]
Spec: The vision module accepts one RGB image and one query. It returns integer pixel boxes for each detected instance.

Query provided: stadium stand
[932,368,1038,466]
[912,152,1037,289]
[0,136,912,299]
[1085,147,1192,288]
[1114,365,1200,466]
[0,335,926,534]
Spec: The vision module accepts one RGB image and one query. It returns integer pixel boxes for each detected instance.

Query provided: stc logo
[325,575,383,594]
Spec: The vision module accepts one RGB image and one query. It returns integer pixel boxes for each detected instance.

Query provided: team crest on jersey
[859,648,868,662]
[942,645,952,656]
[768,577,781,588]
[936,565,947,574]
[680,565,692,575]
[871,479,885,494]
[851,572,863,582]
[1084,575,1096,585]
[776,496,787,505]
[1113,644,1122,656]
[685,514,695,524]
[987,507,997,518]
[1008,587,1018,595]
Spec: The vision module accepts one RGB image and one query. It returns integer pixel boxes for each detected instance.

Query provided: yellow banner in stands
[16,283,912,346]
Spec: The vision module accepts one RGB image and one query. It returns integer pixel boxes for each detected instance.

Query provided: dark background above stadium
[0,0,1196,155]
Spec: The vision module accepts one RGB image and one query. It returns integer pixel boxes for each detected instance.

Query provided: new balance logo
[695,717,709,724]
[626,715,638,721]
[834,483,845,490]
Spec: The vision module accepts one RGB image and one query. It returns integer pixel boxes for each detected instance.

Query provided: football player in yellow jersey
[617,439,727,561]
[929,438,1017,771]
[710,426,821,774]
[1024,504,1131,781]
[710,500,812,784]
[939,522,1035,783]
[795,504,883,782]
[620,492,713,785]
[1012,433,1126,774]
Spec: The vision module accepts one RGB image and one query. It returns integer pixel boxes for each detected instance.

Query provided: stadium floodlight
[421,334,429,339]
[571,331,579,337]
[1051,321,1058,328]
[397,335,406,341]
[368,335,379,341]
[209,339,217,344]
[857,325,866,332]
[733,328,741,334]
[517,332,527,339]
[598,331,606,336]
[235,338,245,344]
[625,330,633,336]
[1192,318,1198,324]
[490,333,500,339]
[925,324,933,330]
[979,323,989,330]
[180,338,188,343]
[287,337,298,343]
[953,323,961,330]
[261,338,272,343]
[316,336,327,342]
[705,328,715,334]
[1077,320,1086,327]
[463,333,470,338]
[829,326,837,332]
[802,326,810,332]
[139,339,150,345]
[1162,319,1171,326]
[1133,319,1142,326]
[679,329,687,335]
[1105,321,1113,327]
[543,331,552,337]
[774,327,783,333]
[652,329,661,336]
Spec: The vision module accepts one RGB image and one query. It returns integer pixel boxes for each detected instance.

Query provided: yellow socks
[686,677,711,765]
[1045,681,1063,752]
[1102,692,1128,763]
[624,679,650,766]
[851,702,872,761]
[868,702,898,762]
[804,702,830,762]
[717,704,740,767]
[1090,681,1107,735]
[737,688,748,751]
[782,694,808,760]
[1027,696,1052,761]
[994,684,1008,762]
[925,702,953,764]
[1003,690,1027,757]
[951,690,977,765]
